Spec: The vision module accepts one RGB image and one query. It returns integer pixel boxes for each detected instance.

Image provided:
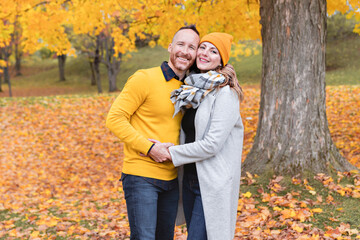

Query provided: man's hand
[148,142,174,163]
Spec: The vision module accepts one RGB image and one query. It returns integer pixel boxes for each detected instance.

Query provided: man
[106,25,200,240]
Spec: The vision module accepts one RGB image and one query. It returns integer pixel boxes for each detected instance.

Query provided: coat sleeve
[106,70,154,154]
[169,87,240,167]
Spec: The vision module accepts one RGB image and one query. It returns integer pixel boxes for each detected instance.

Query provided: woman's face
[196,42,222,72]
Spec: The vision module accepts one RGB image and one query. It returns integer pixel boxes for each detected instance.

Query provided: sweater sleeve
[169,87,240,167]
[106,70,154,154]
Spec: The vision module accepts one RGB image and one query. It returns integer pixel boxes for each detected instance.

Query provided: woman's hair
[215,64,244,102]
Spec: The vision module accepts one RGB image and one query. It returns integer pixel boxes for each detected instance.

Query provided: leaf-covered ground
[0,86,359,239]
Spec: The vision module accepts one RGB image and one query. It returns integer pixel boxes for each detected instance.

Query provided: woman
[169,32,244,240]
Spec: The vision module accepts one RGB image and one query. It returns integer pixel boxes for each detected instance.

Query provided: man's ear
[168,43,172,53]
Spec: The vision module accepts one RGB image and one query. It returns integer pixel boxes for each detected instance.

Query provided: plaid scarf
[170,71,225,117]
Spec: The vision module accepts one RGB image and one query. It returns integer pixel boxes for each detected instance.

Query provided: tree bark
[2,48,12,97]
[14,18,22,76]
[2,47,10,85]
[108,67,118,92]
[0,72,2,92]
[103,35,121,92]
[5,60,11,97]
[242,0,355,175]
[57,54,67,81]
[89,60,96,86]
[94,35,102,93]
[0,50,3,92]
[15,43,22,76]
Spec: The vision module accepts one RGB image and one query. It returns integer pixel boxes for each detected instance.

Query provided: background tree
[0,53,5,92]
[57,54,67,81]
[326,12,359,71]
[327,12,359,41]
[70,0,136,92]
[241,0,359,175]
[93,35,102,93]
[1,46,12,96]
[0,0,16,96]
[21,1,74,82]
[69,0,166,92]
[13,16,23,76]
[0,0,74,89]
[70,33,99,88]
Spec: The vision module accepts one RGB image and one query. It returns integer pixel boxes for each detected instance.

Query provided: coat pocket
[200,155,232,192]
[218,154,232,178]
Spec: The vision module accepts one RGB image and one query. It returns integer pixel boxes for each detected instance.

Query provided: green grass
[1,36,359,97]
[1,46,169,96]
[116,46,169,90]
[326,36,360,85]
[230,50,262,85]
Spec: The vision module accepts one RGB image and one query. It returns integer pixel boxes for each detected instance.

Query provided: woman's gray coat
[169,85,244,240]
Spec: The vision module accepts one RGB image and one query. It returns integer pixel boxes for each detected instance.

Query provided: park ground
[0,37,360,239]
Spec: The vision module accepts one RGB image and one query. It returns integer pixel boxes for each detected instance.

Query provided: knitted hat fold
[200,32,233,65]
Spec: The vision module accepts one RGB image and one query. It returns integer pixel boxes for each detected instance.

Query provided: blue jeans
[183,171,207,240]
[121,173,179,240]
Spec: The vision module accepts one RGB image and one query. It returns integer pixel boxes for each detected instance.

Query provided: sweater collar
[161,61,183,82]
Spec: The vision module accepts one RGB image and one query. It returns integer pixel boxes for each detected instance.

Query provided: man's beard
[170,52,193,71]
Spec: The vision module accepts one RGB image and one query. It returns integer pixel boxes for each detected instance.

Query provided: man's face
[168,29,200,75]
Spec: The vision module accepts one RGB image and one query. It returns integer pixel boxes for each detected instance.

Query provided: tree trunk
[0,71,2,92]
[14,20,22,76]
[3,48,12,97]
[89,60,96,86]
[103,36,121,92]
[94,35,102,93]
[108,68,118,92]
[57,54,67,81]
[2,47,9,85]
[0,50,3,92]
[5,61,11,97]
[107,56,121,92]
[15,42,22,76]
[242,0,355,176]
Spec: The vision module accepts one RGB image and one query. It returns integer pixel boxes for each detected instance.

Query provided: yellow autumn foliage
[0,0,359,63]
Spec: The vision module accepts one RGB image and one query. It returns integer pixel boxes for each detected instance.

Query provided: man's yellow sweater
[106,66,183,180]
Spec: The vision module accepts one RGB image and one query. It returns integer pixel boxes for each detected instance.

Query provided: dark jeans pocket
[119,172,128,182]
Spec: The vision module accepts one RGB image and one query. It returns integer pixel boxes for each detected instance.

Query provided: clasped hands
[143,139,174,163]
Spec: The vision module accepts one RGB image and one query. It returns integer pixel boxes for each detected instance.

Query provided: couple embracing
[106,25,244,240]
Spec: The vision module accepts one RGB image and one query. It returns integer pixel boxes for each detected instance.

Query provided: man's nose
[182,46,190,54]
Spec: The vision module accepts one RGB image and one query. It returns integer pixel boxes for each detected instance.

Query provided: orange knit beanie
[200,32,233,66]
